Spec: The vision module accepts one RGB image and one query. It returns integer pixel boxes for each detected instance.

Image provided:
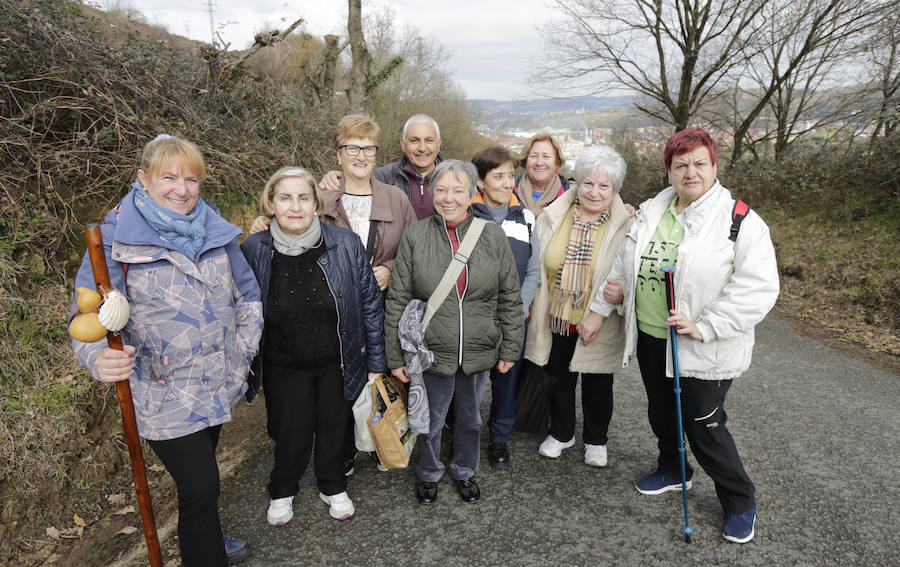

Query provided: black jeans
[546,332,614,445]
[148,425,226,567]
[264,361,350,498]
[637,330,756,514]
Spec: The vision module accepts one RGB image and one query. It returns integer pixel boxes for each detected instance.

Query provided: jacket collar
[400,153,444,181]
[471,191,527,222]
[646,181,725,219]
[327,177,397,223]
[257,222,339,252]
[472,190,524,209]
[112,189,241,255]
[541,185,629,234]
[430,208,474,232]
[683,180,724,213]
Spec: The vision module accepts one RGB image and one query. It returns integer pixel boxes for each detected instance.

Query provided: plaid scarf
[549,200,609,335]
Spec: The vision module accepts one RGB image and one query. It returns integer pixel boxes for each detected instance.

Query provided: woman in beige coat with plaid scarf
[524,145,633,467]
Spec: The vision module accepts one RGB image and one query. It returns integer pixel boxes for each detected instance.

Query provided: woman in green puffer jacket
[385,159,524,506]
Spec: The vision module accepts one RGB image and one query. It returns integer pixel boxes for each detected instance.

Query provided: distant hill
[467,95,637,114]
[467,95,646,132]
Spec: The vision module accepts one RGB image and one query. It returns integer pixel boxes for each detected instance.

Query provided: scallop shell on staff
[98,288,131,332]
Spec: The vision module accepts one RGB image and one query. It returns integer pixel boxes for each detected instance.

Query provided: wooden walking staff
[85,224,163,567]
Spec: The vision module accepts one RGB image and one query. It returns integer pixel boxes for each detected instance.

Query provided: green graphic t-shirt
[635,197,684,338]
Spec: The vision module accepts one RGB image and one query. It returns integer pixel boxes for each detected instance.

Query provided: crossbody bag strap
[365,220,379,261]
[423,217,487,330]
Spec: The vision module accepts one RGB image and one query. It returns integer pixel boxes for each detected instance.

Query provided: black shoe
[454,477,480,503]
[224,534,251,564]
[488,441,510,468]
[416,481,438,504]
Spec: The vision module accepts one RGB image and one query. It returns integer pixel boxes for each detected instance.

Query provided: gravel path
[213,316,899,566]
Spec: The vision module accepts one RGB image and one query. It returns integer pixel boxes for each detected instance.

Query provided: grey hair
[574,145,627,192]
[259,166,323,216]
[402,114,441,140]
[431,159,478,198]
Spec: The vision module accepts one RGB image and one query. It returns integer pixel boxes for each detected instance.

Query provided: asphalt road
[213,317,898,566]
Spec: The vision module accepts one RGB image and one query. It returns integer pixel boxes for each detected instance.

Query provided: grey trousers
[415,368,488,482]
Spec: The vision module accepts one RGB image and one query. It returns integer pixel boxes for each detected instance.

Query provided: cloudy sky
[124,0,553,100]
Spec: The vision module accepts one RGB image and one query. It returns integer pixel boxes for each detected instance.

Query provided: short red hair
[663,129,719,169]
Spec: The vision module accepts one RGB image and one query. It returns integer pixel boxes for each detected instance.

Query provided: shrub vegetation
[0,0,336,560]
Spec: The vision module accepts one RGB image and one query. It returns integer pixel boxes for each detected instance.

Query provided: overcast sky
[124,0,552,100]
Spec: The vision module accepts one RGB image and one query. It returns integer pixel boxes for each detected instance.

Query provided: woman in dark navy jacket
[240,166,385,526]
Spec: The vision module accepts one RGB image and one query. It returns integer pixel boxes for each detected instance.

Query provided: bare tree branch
[221,16,305,77]
[539,0,769,131]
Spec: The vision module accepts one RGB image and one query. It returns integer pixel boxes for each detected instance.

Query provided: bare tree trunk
[321,35,340,101]
[873,17,899,140]
[347,0,373,113]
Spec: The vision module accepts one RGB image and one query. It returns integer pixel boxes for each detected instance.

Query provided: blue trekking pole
[662,266,693,543]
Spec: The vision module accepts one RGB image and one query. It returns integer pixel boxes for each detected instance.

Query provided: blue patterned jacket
[71,189,263,441]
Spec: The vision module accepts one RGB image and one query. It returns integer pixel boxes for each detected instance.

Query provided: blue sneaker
[723,504,756,543]
[635,469,692,495]
[223,533,252,564]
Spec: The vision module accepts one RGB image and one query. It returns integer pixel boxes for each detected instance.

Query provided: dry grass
[728,137,900,357]
[764,207,900,355]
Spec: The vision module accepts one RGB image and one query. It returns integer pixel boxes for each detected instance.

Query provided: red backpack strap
[729,199,750,242]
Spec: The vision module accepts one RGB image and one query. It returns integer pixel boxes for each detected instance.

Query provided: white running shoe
[584,444,608,467]
[538,435,576,458]
[319,491,355,520]
[266,496,294,526]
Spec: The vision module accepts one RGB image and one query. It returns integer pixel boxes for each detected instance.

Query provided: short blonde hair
[259,167,323,217]
[334,114,382,149]
[140,135,206,181]
[519,134,566,169]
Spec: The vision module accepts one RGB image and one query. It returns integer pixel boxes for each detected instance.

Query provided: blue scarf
[132,181,208,259]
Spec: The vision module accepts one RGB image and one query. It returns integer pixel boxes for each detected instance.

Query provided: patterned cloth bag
[398,300,433,435]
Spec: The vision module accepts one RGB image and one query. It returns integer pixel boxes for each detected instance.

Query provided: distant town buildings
[480,123,670,167]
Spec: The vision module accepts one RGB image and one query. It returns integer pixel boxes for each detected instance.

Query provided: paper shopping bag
[368,374,416,469]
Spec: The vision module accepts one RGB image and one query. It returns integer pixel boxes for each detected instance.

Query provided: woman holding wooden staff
[69,134,262,565]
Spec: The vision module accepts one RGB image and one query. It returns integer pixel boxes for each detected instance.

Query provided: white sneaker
[319,491,355,520]
[584,444,608,467]
[538,435,576,458]
[266,496,293,526]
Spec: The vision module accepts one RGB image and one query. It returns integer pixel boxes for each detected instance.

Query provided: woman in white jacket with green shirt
[581,129,779,544]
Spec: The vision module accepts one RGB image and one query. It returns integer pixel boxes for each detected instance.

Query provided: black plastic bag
[514,360,555,435]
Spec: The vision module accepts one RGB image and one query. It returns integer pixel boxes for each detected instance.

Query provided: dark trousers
[263,361,350,498]
[488,333,527,443]
[416,369,487,482]
[637,330,756,514]
[546,332,614,445]
[148,425,226,567]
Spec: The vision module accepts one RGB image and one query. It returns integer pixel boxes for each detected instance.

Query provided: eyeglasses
[341,144,378,157]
